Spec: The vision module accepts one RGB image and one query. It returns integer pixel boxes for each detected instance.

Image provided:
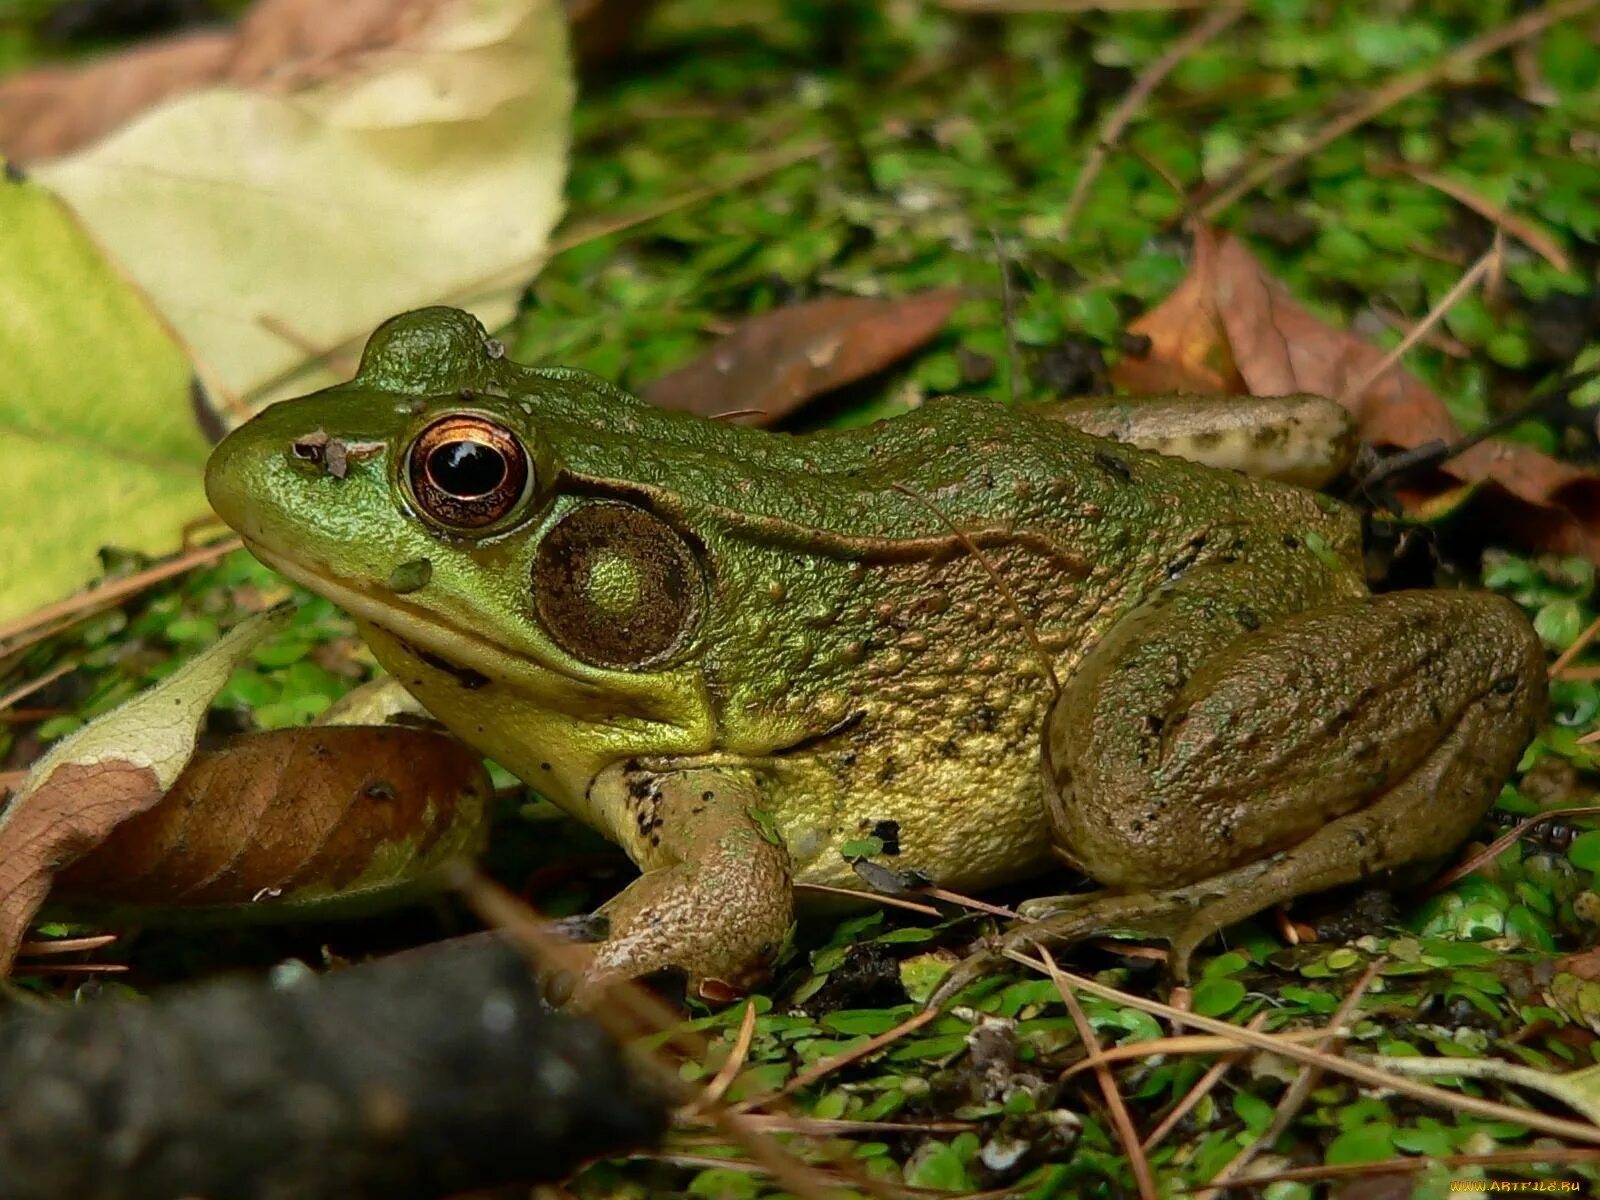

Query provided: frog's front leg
[939,560,1543,1005]
[581,763,792,1000]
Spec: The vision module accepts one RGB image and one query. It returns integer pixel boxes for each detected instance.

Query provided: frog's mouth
[240,537,705,733]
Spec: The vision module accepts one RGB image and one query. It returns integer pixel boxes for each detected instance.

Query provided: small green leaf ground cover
[8,0,1600,1194]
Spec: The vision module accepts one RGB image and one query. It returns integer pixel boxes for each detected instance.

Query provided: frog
[204,306,1545,1001]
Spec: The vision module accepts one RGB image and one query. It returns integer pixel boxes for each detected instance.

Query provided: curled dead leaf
[0,610,288,973]
[645,290,962,425]
[1112,227,1600,564]
[55,726,491,911]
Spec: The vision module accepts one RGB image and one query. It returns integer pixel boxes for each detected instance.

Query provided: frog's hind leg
[1007,712,1520,985]
[1036,394,1356,487]
[933,574,1544,1008]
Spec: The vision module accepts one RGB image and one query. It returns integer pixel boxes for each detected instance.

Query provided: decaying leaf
[0,608,289,973]
[645,290,962,424]
[19,0,573,412]
[1113,228,1600,562]
[55,725,490,912]
[1108,228,1241,396]
[0,166,207,621]
[317,674,434,727]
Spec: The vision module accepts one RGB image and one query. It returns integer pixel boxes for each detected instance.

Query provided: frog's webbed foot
[927,888,1204,1011]
[576,767,793,1005]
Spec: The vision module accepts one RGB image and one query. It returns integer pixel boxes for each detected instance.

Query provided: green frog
[204,307,1545,1000]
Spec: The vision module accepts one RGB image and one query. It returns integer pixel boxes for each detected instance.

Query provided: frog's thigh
[1040,394,1356,487]
[586,767,792,999]
[1048,578,1544,893]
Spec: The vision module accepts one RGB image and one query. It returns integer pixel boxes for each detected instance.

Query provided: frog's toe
[1015,890,1105,921]
[551,912,611,944]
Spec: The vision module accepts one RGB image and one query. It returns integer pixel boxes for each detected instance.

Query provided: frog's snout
[205,424,262,541]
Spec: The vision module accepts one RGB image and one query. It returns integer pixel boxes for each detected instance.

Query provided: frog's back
[529,370,1361,582]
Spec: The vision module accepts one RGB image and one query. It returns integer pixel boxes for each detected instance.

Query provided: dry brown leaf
[0,0,450,163]
[645,290,962,424]
[0,610,287,973]
[1106,222,1242,396]
[1112,227,1600,562]
[56,726,491,910]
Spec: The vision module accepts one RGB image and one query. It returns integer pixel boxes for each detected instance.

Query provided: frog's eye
[406,415,531,530]
[531,502,703,669]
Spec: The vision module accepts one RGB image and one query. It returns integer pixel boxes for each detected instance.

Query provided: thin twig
[1551,614,1600,678]
[1382,163,1571,272]
[1057,1027,1336,1085]
[17,962,128,975]
[920,887,1020,919]
[795,882,942,917]
[1199,1146,1600,1192]
[1004,950,1600,1145]
[1338,233,1502,408]
[1199,0,1600,218]
[1423,805,1600,897]
[683,1000,759,1115]
[1060,2,1246,239]
[730,1008,941,1114]
[737,1115,979,1136]
[1207,960,1383,1188]
[16,933,119,957]
[1141,1012,1270,1152]
[1041,949,1157,1200]
[0,537,240,648]
[941,0,1211,10]
[0,661,76,714]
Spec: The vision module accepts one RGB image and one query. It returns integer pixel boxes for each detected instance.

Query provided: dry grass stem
[1387,163,1571,272]
[730,1007,941,1113]
[942,0,1210,11]
[795,882,942,916]
[1141,1012,1271,1151]
[0,537,241,650]
[683,999,759,1115]
[1424,805,1600,896]
[1006,950,1600,1144]
[1338,233,1503,408]
[1041,948,1158,1200]
[1200,0,1600,217]
[1206,960,1383,1187]
[1060,2,1246,239]
[1551,613,1600,678]
[0,661,77,714]
[1057,1026,1336,1086]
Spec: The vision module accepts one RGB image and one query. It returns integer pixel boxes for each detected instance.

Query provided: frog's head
[206,308,718,817]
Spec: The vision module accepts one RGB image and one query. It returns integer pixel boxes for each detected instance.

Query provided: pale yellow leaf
[0,168,207,621]
[22,606,292,794]
[36,0,573,411]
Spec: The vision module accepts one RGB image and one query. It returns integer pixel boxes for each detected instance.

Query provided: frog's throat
[239,537,700,733]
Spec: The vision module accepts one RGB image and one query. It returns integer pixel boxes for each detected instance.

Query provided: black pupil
[429,440,506,497]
